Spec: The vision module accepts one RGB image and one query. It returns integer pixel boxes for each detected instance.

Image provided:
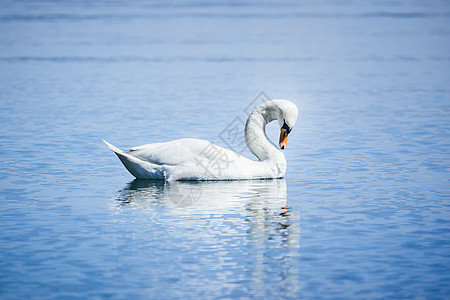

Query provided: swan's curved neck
[244,106,286,166]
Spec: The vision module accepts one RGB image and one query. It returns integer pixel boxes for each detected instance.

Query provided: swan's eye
[282,120,292,134]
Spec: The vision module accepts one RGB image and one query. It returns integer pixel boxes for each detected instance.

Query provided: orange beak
[279,128,288,150]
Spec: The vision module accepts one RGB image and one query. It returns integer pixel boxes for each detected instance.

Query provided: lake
[0,0,449,298]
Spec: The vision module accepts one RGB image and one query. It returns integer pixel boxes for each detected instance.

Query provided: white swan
[103,99,298,181]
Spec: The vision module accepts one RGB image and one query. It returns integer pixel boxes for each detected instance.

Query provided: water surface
[0,0,449,298]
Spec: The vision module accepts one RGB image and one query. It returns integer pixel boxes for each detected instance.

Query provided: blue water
[1,0,450,298]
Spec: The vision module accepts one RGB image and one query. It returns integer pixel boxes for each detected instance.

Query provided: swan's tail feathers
[102,139,124,154]
[102,139,165,180]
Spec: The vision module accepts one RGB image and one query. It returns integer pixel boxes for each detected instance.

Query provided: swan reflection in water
[114,179,300,298]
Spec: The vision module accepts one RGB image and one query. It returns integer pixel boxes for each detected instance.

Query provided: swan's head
[251,99,299,151]
[272,100,298,150]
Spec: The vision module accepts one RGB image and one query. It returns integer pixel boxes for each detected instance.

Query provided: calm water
[1,0,450,299]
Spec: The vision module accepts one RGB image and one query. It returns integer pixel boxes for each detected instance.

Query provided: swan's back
[128,138,211,166]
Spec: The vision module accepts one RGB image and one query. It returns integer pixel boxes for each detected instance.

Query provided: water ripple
[0,11,446,23]
[1,55,449,64]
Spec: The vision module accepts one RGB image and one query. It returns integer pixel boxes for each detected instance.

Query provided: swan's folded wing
[128,138,214,166]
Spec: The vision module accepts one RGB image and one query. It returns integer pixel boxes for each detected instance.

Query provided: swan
[103,99,298,181]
